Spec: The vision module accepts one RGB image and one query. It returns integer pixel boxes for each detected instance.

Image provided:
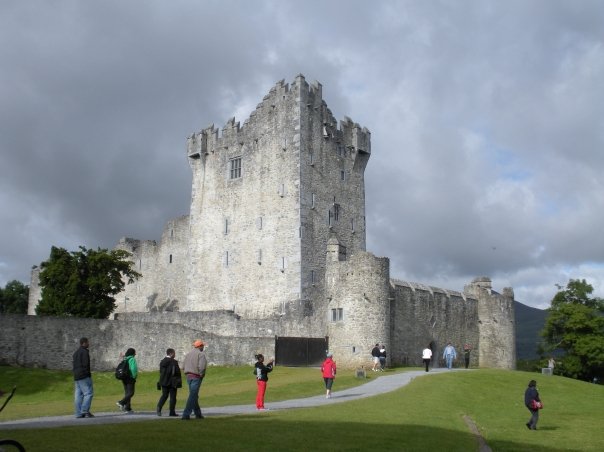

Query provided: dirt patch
[463,414,492,452]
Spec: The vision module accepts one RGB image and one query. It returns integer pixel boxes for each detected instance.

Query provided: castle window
[280,257,287,272]
[224,218,229,235]
[278,183,286,197]
[169,254,172,264]
[256,216,263,230]
[224,251,230,267]
[340,170,345,181]
[170,229,174,238]
[351,218,355,233]
[311,270,316,285]
[331,308,343,322]
[333,203,341,221]
[229,157,242,179]
[309,151,314,166]
[257,249,262,264]
[311,193,316,209]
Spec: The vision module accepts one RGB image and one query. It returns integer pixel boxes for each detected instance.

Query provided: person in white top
[422,346,432,372]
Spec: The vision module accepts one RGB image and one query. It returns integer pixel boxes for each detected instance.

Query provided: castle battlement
[187,75,371,162]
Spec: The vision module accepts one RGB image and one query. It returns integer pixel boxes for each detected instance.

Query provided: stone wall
[390,281,479,368]
[0,314,273,371]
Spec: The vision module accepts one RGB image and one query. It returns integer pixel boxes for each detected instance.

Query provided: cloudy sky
[1,0,603,309]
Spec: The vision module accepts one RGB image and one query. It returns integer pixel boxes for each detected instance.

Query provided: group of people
[72,337,337,419]
[72,337,544,431]
[72,337,207,420]
[420,342,472,372]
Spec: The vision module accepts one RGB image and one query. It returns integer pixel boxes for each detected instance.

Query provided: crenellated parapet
[186,74,371,167]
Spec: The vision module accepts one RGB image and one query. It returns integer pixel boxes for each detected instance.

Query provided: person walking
[73,337,94,418]
[463,344,472,369]
[321,352,337,398]
[422,345,432,372]
[116,348,138,413]
[254,354,274,410]
[371,343,380,371]
[524,379,542,430]
[156,348,182,417]
[443,342,457,369]
[378,345,387,371]
[181,339,207,420]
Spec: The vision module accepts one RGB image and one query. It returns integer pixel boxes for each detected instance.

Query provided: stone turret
[465,277,516,369]
[326,238,391,367]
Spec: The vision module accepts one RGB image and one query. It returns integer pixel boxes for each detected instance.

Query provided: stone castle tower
[28,75,516,369]
[184,75,369,320]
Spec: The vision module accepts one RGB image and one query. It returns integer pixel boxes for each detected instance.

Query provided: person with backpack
[321,352,337,398]
[156,348,182,417]
[116,348,138,413]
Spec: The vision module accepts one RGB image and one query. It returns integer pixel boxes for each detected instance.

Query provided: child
[253,354,274,410]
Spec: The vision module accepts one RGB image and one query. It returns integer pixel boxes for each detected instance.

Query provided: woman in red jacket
[321,352,337,399]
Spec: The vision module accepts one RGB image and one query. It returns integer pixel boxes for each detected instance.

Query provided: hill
[514,300,548,360]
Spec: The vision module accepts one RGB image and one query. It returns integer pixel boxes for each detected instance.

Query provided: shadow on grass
[2,416,576,452]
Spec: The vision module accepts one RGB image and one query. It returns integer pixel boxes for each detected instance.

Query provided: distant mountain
[515,301,548,360]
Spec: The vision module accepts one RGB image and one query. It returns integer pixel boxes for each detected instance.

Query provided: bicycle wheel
[0,438,26,452]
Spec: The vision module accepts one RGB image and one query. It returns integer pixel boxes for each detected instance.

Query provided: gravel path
[0,368,459,431]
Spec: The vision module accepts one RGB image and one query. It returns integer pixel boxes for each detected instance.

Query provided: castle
[27,75,516,369]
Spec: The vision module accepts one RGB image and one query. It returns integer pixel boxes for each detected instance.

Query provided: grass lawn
[1,366,603,451]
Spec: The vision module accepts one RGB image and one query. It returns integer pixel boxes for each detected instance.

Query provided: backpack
[115,359,130,380]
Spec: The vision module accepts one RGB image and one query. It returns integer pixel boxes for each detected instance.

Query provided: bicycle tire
[0,438,26,452]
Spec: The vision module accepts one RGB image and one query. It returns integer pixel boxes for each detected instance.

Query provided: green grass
[1,367,603,451]
[0,365,373,419]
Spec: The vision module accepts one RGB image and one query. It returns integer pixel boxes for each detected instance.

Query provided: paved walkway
[0,368,458,430]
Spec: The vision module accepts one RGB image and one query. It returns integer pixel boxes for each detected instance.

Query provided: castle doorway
[275,337,328,366]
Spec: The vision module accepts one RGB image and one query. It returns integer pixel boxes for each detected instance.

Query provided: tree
[35,246,141,319]
[0,280,29,314]
[541,279,604,381]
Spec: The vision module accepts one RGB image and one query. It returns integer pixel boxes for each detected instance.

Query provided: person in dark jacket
[156,348,182,417]
[524,379,541,430]
[72,337,94,418]
[116,348,138,413]
[254,354,274,410]
[371,343,380,371]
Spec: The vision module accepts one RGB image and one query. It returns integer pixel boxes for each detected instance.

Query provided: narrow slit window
[169,254,173,264]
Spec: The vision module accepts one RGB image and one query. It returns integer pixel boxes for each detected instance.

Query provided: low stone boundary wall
[0,314,274,371]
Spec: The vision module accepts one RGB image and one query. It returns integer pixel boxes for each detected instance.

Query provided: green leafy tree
[0,280,29,314]
[541,279,604,381]
[35,246,141,319]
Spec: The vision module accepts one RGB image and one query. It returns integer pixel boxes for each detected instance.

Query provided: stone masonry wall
[390,281,479,368]
[0,314,273,371]
[185,78,303,318]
